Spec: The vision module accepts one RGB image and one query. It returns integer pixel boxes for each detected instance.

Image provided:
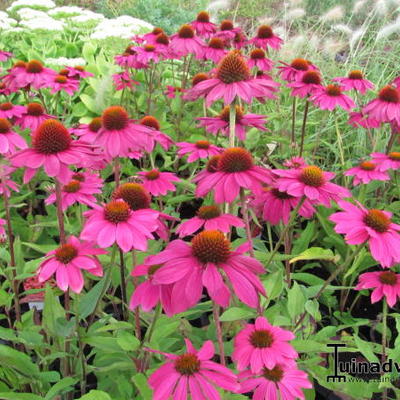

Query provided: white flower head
[285,8,306,20]
[46,57,86,67]
[49,6,83,17]
[20,16,63,31]
[377,22,400,39]
[7,0,55,12]
[332,24,353,36]
[320,6,344,22]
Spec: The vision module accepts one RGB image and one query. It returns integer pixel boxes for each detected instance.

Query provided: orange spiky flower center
[13,60,26,68]
[140,115,160,131]
[326,84,342,96]
[63,180,81,193]
[359,161,375,171]
[27,102,45,116]
[218,147,253,172]
[33,119,71,154]
[145,169,160,180]
[174,354,201,376]
[206,155,221,172]
[290,58,309,71]
[88,117,102,132]
[191,230,230,263]
[152,27,164,35]
[102,106,129,131]
[55,243,78,264]
[55,75,68,84]
[271,188,293,199]
[0,118,11,133]
[219,105,244,122]
[197,205,221,219]
[257,25,273,38]
[209,37,225,49]
[220,20,234,31]
[250,329,274,348]
[363,209,391,233]
[216,51,250,84]
[112,183,151,210]
[26,60,44,74]
[144,44,156,52]
[155,33,169,45]
[178,24,195,39]
[379,271,397,285]
[302,71,321,85]
[196,11,210,23]
[250,48,266,59]
[59,68,69,76]
[379,85,400,103]
[263,365,284,382]
[0,102,13,111]
[299,166,325,187]
[348,70,363,79]
[104,200,130,223]
[192,73,208,86]
[72,172,85,181]
[195,140,210,149]
[388,152,400,161]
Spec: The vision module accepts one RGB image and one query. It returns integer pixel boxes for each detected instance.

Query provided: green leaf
[262,270,284,300]
[76,390,112,400]
[132,373,152,400]
[116,331,140,352]
[45,377,78,400]
[0,344,40,378]
[78,278,107,320]
[42,285,65,337]
[219,307,255,322]
[290,247,339,264]
[80,94,98,113]
[305,299,321,321]
[287,282,306,320]
[0,393,44,400]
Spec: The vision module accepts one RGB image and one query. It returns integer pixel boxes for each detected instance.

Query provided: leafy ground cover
[1,0,400,399]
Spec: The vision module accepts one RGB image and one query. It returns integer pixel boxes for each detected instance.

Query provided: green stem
[382,300,388,400]
[299,100,309,157]
[213,303,225,365]
[264,196,305,269]
[291,96,297,150]
[118,249,128,320]
[229,102,236,148]
[240,189,254,257]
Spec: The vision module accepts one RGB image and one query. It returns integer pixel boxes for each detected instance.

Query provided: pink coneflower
[95,106,150,159]
[50,74,80,95]
[232,316,298,373]
[64,65,94,79]
[165,85,185,98]
[150,231,266,308]
[333,70,374,94]
[114,46,146,69]
[274,165,351,207]
[197,105,268,141]
[142,27,164,43]
[0,118,27,155]
[363,85,400,124]
[348,111,381,129]
[11,59,56,90]
[138,169,180,196]
[0,50,12,62]
[80,199,159,252]
[310,84,355,111]
[170,24,204,58]
[177,140,222,162]
[152,33,173,58]
[148,339,239,400]
[138,116,173,152]
[248,25,283,50]
[239,363,312,400]
[187,51,279,106]
[356,270,400,307]
[251,187,315,225]
[278,58,313,82]
[248,48,273,72]
[194,147,272,203]
[14,102,54,133]
[287,70,322,98]
[214,20,241,41]
[0,102,25,119]
[1,61,27,92]
[190,11,217,38]
[283,156,307,169]
[129,259,174,315]
[233,31,247,49]
[38,235,105,293]
[135,44,161,66]
[371,151,400,171]
[0,81,12,96]
[0,165,19,197]
[45,171,103,211]
[201,37,228,63]
[344,160,390,185]
[176,204,244,237]
[330,200,400,268]
[113,71,139,91]
[72,117,102,143]
[11,119,94,184]
[0,218,6,239]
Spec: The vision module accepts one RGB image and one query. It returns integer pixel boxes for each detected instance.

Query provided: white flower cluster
[49,6,84,17]
[0,11,17,30]
[7,0,55,12]
[90,16,153,40]
[45,57,86,67]
[70,10,105,25]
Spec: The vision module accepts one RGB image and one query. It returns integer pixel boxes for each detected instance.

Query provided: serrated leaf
[290,247,339,264]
